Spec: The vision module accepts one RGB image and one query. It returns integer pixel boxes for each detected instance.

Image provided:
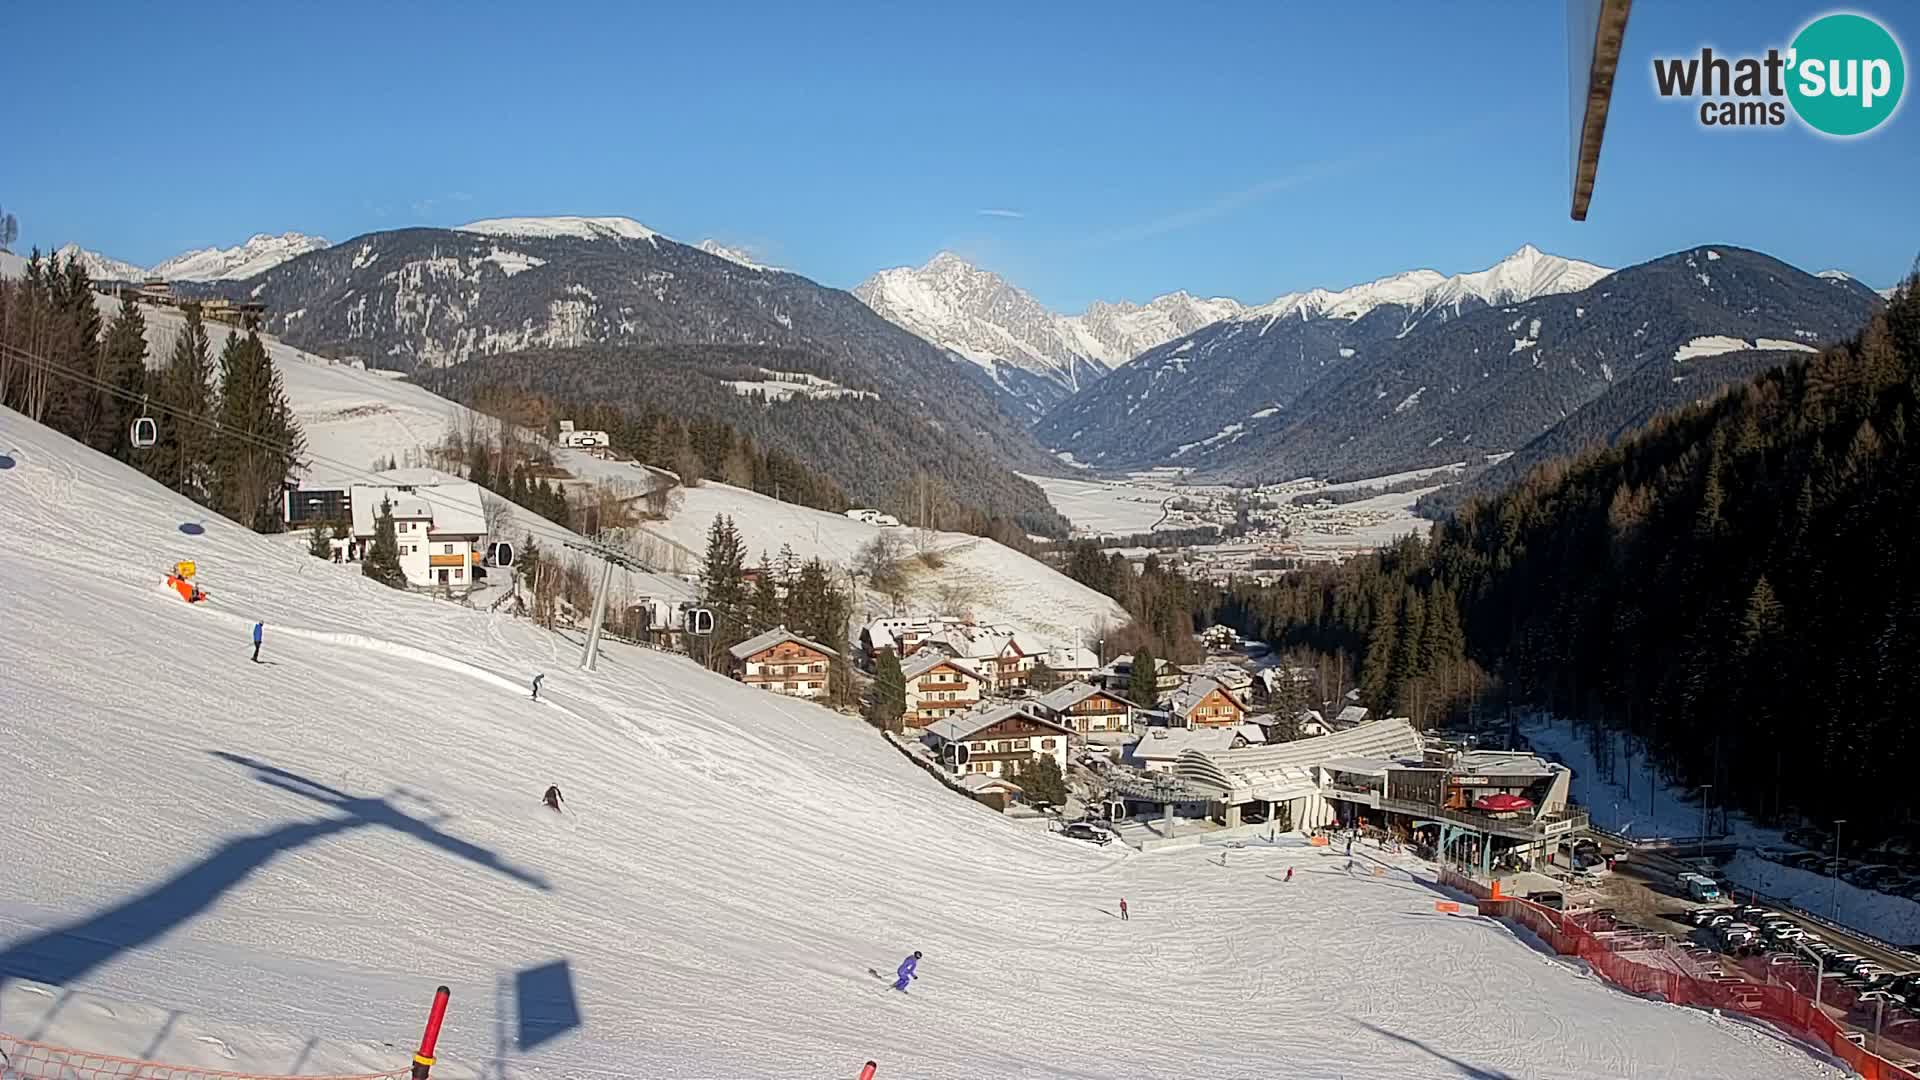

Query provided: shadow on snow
[0,752,549,991]
[1356,1020,1520,1080]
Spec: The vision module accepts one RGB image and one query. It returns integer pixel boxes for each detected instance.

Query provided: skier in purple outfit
[893,950,921,992]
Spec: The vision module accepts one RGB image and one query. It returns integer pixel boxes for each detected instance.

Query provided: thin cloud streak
[1088,130,1458,247]
[977,208,1026,219]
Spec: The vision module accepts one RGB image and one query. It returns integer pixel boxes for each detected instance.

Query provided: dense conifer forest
[1206,268,1920,835]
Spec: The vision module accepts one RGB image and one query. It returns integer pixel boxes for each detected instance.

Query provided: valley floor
[0,409,1842,1079]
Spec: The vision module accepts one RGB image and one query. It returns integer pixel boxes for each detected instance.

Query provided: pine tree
[96,293,148,459]
[362,498,408,589]
[43,253,102,439]
[1011,754,1067,806]
[785,558,849,657]
[702,514,747,612]
[144,305,216,501]
[867,648,906,731]
[469,435,493,489]
[212,327,305,531]
[749,554,780,634]
[1028,658,1059,693]
[308,522,333,559]
[1128,644,1159,707]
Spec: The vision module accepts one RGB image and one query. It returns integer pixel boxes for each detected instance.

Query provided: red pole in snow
[858,1062,878,1080]
[412,985,451,1079]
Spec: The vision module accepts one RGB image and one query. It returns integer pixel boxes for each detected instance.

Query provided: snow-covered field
[1024,471,1436,556]
[0,409,1843,1078]
[1018,473,1170,535]
[566,470,1130,645]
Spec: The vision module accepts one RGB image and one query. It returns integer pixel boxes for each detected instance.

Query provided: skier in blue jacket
[251,621,264,663]
[892,950,921,992]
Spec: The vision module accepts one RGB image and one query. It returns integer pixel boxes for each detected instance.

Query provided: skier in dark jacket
[542,785,564,812]
[251,622,264,663]
[892,950,921,992]
[532,673,545,701]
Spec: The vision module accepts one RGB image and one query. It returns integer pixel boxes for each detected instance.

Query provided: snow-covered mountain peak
[54,243,146,282]
[696,239,773,271]
[455,216,661,245]
[854,253,1249,415]
[152,232,330,282]
[1236,246,1610,327]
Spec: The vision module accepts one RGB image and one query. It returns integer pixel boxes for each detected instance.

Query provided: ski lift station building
[1168,719,1589,872]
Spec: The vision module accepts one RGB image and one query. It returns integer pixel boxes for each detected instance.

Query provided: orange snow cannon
[166,560,208,603]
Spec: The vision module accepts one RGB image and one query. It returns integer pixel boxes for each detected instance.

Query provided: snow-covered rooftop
[728,625,839,661]
[1033,680,1132,713]
[900,650,983,682]
[1129,725,1243,763]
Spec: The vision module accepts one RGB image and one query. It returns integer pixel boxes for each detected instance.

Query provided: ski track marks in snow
[0,409,1845,1079]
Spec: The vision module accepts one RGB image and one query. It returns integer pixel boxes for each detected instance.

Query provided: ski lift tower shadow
[512,960,582,1052]
[0,753,550,993]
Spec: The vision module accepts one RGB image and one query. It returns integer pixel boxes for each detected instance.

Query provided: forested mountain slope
[1215,272,1920,834]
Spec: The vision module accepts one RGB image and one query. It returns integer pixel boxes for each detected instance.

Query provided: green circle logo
[1787,13,1905,136]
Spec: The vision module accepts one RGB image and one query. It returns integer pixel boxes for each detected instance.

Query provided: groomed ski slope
[0,410,1840,1080]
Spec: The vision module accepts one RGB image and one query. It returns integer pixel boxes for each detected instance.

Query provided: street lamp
[1832,818,1848,923]
[1697,784,1713,861]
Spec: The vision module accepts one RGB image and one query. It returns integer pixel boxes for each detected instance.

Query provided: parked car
[1878,874,1919,896]
[1846,863,1897,887]
[1755,846,1794,864]
[1527,891,1566,911]
[1690,907,1731,927]
[1680,873,1723,902]
[1786,851,1826,870]
[1785,827,1830,849]
[1059,822,1113,846]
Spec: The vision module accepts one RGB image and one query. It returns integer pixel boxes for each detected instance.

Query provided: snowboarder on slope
[1119,898,1129,921]
[532,673,545,701]
[893,950,921,992]
[542,784,564,812]
[1285,866,1294,883]
[251,621,264,663]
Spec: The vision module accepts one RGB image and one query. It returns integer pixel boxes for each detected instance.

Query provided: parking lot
[1545,851,1920,1068]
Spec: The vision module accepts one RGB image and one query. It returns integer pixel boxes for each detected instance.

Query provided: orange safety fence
[1480,897,1920,1080]
[0,1034,412,1080]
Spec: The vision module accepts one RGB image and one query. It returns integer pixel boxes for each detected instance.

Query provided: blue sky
[2,2,1913,309]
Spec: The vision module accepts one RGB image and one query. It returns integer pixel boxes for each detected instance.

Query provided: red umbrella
[1474,793,1535,813]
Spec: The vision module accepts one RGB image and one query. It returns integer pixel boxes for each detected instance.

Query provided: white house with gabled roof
[340,472,490,593]
[901,651,986,727]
